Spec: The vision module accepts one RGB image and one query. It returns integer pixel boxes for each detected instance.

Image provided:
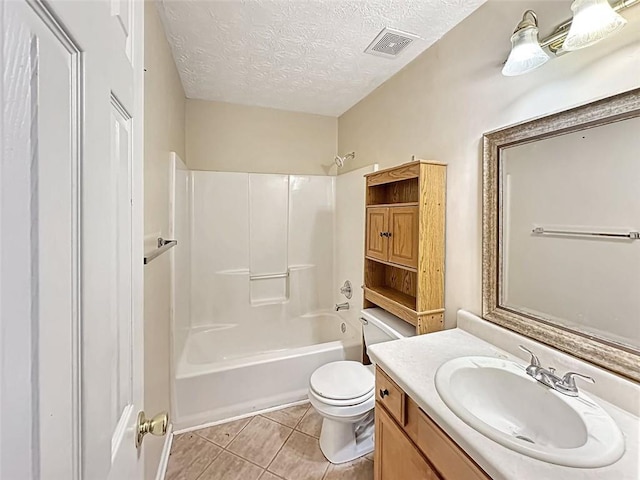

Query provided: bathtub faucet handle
[340,280,353,299]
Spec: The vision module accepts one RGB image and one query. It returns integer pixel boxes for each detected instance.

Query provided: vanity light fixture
[502,10,549,76]
[563,0,627,51]
[502,0,638,76]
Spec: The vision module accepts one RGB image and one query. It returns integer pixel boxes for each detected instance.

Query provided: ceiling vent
[364,27,420,59]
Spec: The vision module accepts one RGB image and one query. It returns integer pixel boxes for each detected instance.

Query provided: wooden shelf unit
[363,160,446,335]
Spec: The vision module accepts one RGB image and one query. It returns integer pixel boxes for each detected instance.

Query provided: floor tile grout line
[231,414,295,466]
[293,404,312,430]
[293,406,321,437]
[229,415,254,442]
[224,414,267,453]
[294,419,321,439]
[264,425,297,473]
[191,454,220,480]
[214,448,270,475]
[189,410,297,472]
[266,428,331,480]
[318,457,331,480]
[258,413,301,431]
[192,415,253,449]
[219,416,296,471]
[259,403,311,430]
[192,431,223,449]
[289,428,322,442]
[167,432,223,480]
[286,404,311,431]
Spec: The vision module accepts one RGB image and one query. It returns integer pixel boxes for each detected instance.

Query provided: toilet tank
[361,308,415,349]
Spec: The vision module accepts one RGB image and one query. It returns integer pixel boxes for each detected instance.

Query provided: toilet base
[318,411,374,464]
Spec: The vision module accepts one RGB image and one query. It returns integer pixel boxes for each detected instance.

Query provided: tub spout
[335,302,350,311]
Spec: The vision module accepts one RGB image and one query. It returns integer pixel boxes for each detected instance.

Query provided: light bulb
[563,0,627,51]
[502,26,550,77]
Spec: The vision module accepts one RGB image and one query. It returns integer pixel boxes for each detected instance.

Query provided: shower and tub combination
[169,153,375,429]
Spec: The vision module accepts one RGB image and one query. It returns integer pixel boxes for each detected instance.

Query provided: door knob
[135,411,168,448]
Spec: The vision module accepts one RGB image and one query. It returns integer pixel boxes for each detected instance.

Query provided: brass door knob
[135,411,168,448]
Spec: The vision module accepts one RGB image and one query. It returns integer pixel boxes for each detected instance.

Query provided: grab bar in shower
[532,227,640,240]
[144,237,178,265]
[249,272,289,281]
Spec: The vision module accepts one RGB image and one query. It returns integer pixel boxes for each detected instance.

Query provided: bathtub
[174,311,361,429]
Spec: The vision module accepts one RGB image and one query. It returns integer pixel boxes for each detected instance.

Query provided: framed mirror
[482,88,640,382]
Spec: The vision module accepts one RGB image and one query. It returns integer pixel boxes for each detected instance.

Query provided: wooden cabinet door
[375,404,440,480]
[388,206,419,268]
[366,207,389,261]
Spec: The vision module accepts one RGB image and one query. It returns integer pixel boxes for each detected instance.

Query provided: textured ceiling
[157,0,486,116]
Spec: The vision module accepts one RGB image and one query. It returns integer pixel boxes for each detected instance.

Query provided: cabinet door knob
[379,388,389,398]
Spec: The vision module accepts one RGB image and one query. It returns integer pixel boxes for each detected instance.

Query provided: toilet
[308,308,416,464]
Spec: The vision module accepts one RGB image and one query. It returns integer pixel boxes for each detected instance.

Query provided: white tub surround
[169,169,359,429]
[367,310,639,480]
[169,166,381,430]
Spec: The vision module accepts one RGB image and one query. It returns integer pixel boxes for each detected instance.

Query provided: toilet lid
[309,361,374,400]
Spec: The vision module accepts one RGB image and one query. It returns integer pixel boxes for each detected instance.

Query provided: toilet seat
[309,388,374,407]
[309,387,375,420]
[309,361,374,404]
[309,385,374,408]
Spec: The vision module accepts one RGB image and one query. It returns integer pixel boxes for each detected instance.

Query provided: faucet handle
[518,345,541,367]
[560,372,595,389]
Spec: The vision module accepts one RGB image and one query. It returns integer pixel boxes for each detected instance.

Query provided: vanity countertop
[367,312,640,480]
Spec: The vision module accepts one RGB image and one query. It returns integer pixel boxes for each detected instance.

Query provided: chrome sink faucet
[335,302,350,311]
[519,345,595,397]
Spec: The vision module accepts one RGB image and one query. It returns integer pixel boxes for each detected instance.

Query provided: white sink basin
[435,356,624,468]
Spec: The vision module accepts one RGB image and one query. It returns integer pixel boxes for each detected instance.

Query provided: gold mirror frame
[482,88,640,382]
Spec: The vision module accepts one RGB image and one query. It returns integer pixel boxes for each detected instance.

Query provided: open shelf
[365,256,418,273]
[364,286,418,326]
[366,178,419,206]
[366,285,416,310]
[364,258,418,325]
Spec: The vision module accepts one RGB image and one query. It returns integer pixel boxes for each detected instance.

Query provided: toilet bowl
[307,308,415,464]
[309,361,375,463]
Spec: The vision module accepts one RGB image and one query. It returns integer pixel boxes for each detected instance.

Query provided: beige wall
[143,2,186,478]
[186,99,338,175]
[338,0,640,329]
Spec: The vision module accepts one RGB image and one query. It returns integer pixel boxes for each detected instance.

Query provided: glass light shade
[563,0,627,51]
[502,26,550,77]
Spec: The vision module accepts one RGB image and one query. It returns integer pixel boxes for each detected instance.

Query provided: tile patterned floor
[166,403,373,480]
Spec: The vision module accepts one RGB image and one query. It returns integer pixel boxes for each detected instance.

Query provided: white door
[0,1,144,479]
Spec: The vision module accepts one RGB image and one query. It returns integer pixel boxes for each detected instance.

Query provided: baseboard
[155,423,174,480]
[173,398,310,435]
[173,389,310,432]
